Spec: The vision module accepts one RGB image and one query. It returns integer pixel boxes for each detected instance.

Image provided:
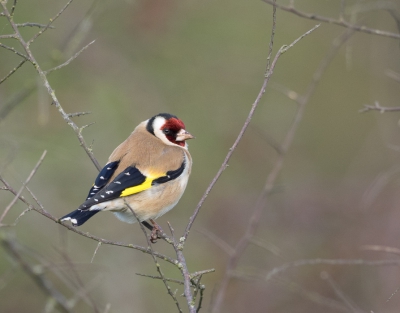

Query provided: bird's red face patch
[161,118,186,146]
[162,118,185,131]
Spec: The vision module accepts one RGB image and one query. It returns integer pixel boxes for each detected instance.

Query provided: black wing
[85,161,120,200]
[79,160,186,210]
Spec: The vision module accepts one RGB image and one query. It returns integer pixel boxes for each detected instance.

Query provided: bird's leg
[141,221,153,231]
[149,219,162,243]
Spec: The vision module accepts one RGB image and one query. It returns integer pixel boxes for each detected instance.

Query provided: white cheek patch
[152,117,174,146]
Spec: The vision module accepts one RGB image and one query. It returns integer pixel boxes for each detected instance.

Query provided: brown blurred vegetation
[1,0,400,312]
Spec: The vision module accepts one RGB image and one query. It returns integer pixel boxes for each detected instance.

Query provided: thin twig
[265,258,400,282]
[0,42,29,60]
[67,111,92,118]
[0,33,17,39]
[168,222,197,313]
[90,242,102,263]
[210,28,353,313]
[360,101,400,113]
[125,202,183,313]
[27,0,74,46]
[0,177,176,264]
[275,278,353,313]
[183,2,312,242]
[190,268,215,279]
[44,40,95,74]
[320,271,362,313]
[339,0,346,21]
[10,0,17,17]
[0,150,47,225]
[0,85,36,122]
[0,1,101,170]
[360,245,400,256]
[136,273,184,285]
[1,236,73,313]
[262,0,400,40]
[16,22,55,28]
[195,227,234,256]
[0,59,27,85]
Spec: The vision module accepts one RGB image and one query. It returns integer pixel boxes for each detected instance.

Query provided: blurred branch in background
[0,0,101,170]
[0,150,46,226]
[0,234,73,313]
[210,27,355,313]
[360,101,400,113]
[2,0,400,312]
[262,0,400,40]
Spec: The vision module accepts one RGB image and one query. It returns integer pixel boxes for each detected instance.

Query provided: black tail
[60,209,99,226]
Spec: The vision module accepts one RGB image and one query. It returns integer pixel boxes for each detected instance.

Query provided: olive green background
[1,0,400,312]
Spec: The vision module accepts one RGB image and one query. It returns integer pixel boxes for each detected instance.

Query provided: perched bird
[60,113,193,240]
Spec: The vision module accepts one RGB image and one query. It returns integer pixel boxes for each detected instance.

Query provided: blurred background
[1,0,400,312]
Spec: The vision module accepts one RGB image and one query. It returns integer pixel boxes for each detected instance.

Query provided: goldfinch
[60,113,193,234]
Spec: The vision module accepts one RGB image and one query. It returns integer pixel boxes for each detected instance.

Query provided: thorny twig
[265,258,400,282]
[0,150,47,225]
[0,176,176,264]
[320,271,362,313]
[210,27,354,313]
[262,0,400,40]
[125,202,183,313]
[1,235,73,313]
[0,1,101,170]
[359,101,400,113]
[44,40,95,74]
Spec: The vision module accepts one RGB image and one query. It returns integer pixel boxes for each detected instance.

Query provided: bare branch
[168,223,196,313]
[0,176,176,264]
[360,101,400,113]
[0,1,101,170]
[320,271,363,313]
[90,242,102,263]
[360,245,400,256]
[189,268,215,279]
[386,69,400,82]
[0,59,27,85]
[67,111,92,118]
[16,22,55,29]
[262,0,400,40]
[0,33,17,39]
[0,85,36,122]
[210,28,354,313]
[0,150,47,225]
[136,273,184,285]
[10,0,17,17]
[27,0,74,46]
[275,278,353,313]
[265,258,400,282]
[1,236,73,313]
[125,202,183,313]
[0,42,29,60]
[339,0,346,21]
[183,8,320,243]
[44,40,95,74]
[196,227,234,256]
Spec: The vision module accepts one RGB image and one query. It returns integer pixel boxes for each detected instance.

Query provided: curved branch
[262,0,400,40]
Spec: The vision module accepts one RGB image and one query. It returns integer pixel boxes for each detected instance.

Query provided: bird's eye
[163,129,171,135]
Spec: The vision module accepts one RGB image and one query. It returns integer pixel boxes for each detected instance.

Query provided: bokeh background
[1,0,400,312]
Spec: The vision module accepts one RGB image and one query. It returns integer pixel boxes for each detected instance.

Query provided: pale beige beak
[176,129,195,141]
